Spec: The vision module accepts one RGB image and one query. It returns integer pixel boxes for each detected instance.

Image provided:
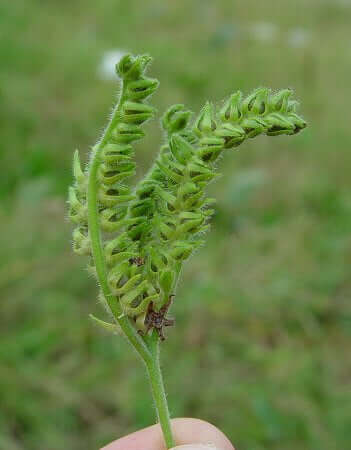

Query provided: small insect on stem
[141,295,175,341]
[129,256,145,267]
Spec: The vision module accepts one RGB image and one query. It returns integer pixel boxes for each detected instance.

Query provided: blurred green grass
[1,0,351,449]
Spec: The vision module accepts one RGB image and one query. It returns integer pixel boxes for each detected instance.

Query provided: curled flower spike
[67,53,307,450]
[116,54,153,80]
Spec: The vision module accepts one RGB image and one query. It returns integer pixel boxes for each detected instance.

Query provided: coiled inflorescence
[68,55,160,325]
[68,54,307,338]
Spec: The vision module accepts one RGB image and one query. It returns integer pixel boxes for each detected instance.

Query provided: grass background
[1,1,351,449]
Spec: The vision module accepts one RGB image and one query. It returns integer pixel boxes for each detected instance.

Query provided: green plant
[68,53,307,448]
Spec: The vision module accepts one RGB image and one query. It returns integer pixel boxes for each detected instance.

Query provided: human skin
[101,418,235,450]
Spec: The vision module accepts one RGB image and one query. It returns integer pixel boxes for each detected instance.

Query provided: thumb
[101,418,234,450]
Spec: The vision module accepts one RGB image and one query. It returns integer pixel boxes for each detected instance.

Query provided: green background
[1,1,350,449]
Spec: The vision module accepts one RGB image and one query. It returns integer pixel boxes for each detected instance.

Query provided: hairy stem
[145,330,175,449]
[87,84,151,363]
[88,151,151,363]
[87,84,175,447]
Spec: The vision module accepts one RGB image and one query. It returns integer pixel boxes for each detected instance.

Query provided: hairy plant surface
[67,53,306,448]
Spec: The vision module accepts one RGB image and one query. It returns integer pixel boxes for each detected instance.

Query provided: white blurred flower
[287,29,312,49]
[98,49,127,81]
[249,22,278,42]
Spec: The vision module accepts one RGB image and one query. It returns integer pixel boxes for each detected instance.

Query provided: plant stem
[87,83,151,364]
[87,83,175,448]
[145,331,175,449]
[88,147,151,363]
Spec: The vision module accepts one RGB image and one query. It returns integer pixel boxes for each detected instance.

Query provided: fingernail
[170,445,218,450]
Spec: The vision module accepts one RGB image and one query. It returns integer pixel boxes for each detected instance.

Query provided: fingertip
[101,417,234,450]
[171,418,234,450]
